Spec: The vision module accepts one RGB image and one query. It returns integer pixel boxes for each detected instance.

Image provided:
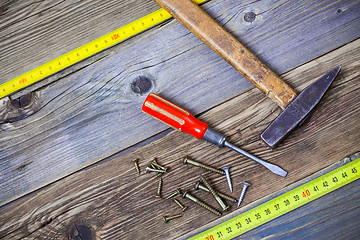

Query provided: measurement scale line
[0,0,208,99]
[189,157,359,240]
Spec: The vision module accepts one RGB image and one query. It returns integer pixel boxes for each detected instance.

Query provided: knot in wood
[244,12,256,22]
[10,92,34,109]
[131,76,152,95]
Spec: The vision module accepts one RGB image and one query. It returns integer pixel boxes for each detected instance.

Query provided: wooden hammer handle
[154,0,297,109]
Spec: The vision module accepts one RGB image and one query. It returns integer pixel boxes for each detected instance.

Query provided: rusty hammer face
[153,0,341,148]
[260,66,340,148]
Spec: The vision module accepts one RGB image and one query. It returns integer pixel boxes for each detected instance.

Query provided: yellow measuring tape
[0,0,208,99]
[190,157,360,239]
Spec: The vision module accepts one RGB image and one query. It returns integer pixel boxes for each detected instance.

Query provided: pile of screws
[131,157,188,222]
[131,156,251,223]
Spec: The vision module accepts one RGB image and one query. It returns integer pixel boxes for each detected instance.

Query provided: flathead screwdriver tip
[224,141,287,177]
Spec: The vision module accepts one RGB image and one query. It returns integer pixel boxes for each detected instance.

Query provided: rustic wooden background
[0,0,359,239]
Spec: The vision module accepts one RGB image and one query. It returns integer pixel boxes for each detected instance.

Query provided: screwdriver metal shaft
[202,126,287,177]
[224,141,287,177]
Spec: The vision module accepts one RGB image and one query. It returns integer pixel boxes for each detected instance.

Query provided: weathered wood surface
[183,153,360,239]
[1,0,359,207]
[0,38,359,239]
[0,0,161,94]
[239,180,360,240]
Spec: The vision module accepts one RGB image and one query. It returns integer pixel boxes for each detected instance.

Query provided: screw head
[182,190,188,198]
[242,182,250,187]
[163,216,169,223]
[183,157,188,164]
[221,166,230,172]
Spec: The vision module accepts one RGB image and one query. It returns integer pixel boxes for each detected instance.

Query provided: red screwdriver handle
[142,93,208,139]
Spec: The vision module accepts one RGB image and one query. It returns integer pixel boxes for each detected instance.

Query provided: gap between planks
[1,0,359,207]
[0,38,359,239]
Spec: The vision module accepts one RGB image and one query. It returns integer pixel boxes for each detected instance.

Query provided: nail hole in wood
[131,76,152,95]
[337,9,342,14]
[244,12,256,22]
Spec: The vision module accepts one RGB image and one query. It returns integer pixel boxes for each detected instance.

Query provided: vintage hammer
[153,0,341,148]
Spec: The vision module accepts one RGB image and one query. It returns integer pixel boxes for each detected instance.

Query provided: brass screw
[174,198,188,212]
[150,163,158,169]
[155,177,162,198]
[166,189,181,199]
[132,159,140,175]
[182,191,221,216]
[183,157,225,175]
[150,163,163,176]
[195,182,237,203]
[151,157,168,171]
[200,175,229,212]
[145,167,166,173]
[163,213,182,223]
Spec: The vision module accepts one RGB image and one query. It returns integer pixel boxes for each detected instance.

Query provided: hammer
[153,0,341,148]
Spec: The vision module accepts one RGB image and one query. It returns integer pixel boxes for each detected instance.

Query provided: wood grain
[0,0,359,207]
[240,179,360,239]
[0,0,160,87]
[182,153,360,239]
[154,0,297,109]
[0,38,358,239]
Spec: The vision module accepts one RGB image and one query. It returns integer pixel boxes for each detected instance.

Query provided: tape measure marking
[0,0,208,99]
[189,157,359,240]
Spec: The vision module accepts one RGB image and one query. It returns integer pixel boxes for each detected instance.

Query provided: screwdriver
[142,93,287,177]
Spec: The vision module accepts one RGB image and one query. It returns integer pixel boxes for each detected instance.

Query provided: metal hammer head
[261,66,341,148]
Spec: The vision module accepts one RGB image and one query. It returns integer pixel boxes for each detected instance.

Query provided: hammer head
[261,66,341,148]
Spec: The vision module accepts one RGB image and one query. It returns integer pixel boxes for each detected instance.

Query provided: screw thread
[237,182,250,207]
[151,160,167,171]
[146,167,166,173]
[150,163,164,176]
[174,199,187,211]
[183,191,221,216]
[163,213,182,223]
[195,199,222,216]
[200,176,229,211]
[132,159,140,175]
[156,177,162,198]
[184,157,225,175]
[166,189,181,199]
[196,182,237,203]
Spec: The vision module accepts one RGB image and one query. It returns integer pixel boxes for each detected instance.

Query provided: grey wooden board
[0,0,359,206]
[239,179,360,239]
[0,0,161,87]
[182,154,360,240]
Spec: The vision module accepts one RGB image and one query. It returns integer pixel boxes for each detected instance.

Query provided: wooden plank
[239,180,360,239]
[0,0,359,206]
[0,38,358,239]
[0,0,160,89]
[182,153,360,239]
